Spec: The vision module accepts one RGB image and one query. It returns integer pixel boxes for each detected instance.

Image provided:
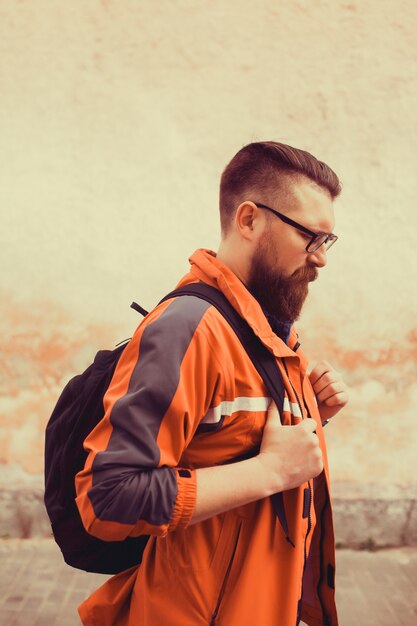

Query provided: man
[75,141,348,626]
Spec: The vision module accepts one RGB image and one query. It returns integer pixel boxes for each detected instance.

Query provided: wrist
[252,455,284,497]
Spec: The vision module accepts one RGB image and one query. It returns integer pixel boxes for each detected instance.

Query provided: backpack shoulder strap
[160,282,285,417]
[159,282,293,546]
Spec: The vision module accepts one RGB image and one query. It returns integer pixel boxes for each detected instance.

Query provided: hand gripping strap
[159,282,294,546]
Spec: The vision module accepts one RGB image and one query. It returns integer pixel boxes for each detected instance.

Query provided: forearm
[189,456,273,525]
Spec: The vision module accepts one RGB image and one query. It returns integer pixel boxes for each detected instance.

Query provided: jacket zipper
[210,520,242,626]
[281,359,314,626]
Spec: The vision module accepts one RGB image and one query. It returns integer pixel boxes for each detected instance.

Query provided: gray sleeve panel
[88,296,212,526]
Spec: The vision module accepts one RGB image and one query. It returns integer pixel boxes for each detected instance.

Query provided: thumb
[267,400,284,426]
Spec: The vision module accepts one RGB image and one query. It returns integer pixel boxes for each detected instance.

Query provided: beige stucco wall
[1,0,416,540]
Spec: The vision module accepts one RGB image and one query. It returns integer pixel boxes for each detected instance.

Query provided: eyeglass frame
[253,202,338,253]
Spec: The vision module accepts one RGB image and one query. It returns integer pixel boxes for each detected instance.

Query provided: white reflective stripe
[283,397,302,418]
[201,403,231,424]
[291,402,302,418]
[201,396,271,424]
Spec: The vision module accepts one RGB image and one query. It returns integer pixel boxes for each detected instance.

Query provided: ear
[235,201,264,241]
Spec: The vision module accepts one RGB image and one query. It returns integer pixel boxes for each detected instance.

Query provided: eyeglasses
[254,202,338,253]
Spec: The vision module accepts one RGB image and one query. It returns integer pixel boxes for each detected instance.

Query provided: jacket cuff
[169,468,197,531]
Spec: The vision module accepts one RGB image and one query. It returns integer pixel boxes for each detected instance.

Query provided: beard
[246,240,318,323]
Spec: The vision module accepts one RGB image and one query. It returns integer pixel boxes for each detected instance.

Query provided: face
[246,180,335,322]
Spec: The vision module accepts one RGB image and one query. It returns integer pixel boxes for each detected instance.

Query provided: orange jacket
[75,249,338,626]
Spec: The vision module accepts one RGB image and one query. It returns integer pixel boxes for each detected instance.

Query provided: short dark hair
[219,141,342,234]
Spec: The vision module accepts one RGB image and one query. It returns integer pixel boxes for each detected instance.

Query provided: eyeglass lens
[308,234,337,253]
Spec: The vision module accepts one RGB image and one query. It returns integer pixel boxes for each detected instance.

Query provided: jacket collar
[178,249,300,359]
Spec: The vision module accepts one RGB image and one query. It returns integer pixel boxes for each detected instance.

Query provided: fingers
[320,390,349,408]
[267,400,279,413]
[267,400,330,436]
[309,360,332,385]
[309,360,336,389]
[268,401,321,431]
[312,372,339,396]
[309,361,348,403]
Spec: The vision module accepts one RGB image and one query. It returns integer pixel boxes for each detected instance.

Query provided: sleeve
[75,296,223,541]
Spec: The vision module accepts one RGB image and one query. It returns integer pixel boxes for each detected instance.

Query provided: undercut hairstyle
[219,141,342,235]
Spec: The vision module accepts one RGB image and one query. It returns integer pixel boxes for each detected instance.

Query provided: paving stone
[0,609,17,626]
[1,540,417,625]
[14,610,40,626]
[22,597,44,611]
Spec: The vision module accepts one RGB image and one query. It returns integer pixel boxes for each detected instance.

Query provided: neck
[216,240,250,287]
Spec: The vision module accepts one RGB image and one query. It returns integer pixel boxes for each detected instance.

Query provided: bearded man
[75,141,349,626]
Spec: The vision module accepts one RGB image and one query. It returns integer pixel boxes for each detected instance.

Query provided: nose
[307,243,327,268]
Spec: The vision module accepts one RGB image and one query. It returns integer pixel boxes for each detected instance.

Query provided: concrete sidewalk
[0,539,416,625]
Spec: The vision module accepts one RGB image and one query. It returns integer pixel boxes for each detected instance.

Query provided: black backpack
[44,283,289,574]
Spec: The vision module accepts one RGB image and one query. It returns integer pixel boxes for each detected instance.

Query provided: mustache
[291,265,318,283]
